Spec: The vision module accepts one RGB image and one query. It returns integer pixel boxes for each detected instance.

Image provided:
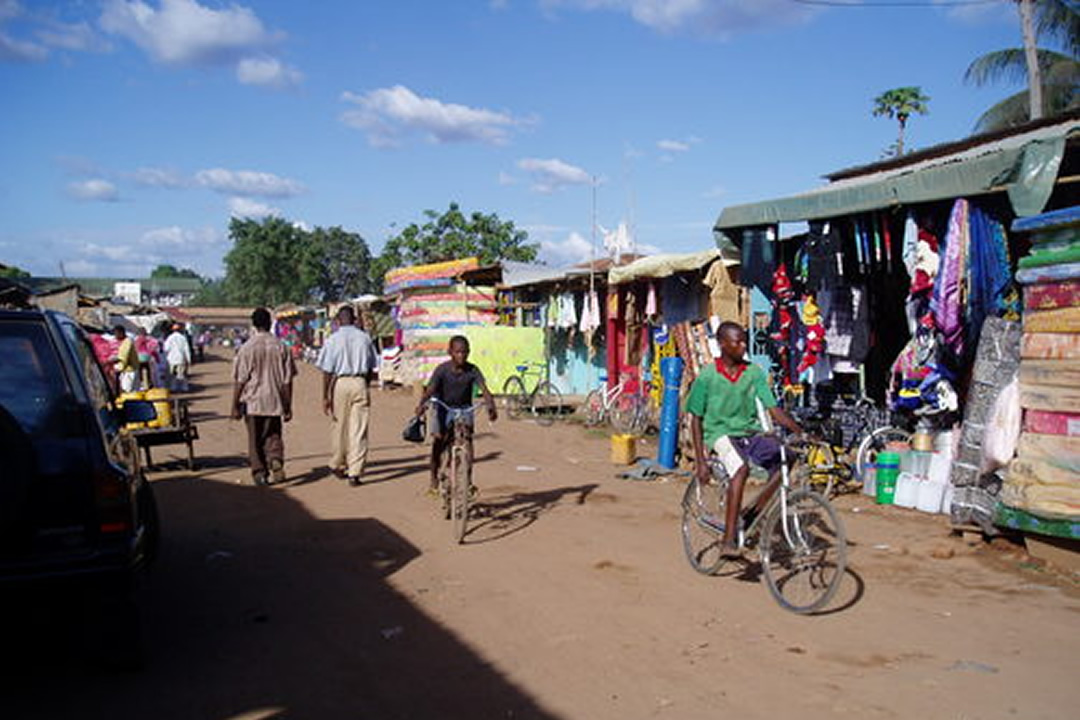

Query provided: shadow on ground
[0,475,560,720]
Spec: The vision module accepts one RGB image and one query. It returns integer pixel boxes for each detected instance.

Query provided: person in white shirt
[316,305,377,486]
[164,324,193,392]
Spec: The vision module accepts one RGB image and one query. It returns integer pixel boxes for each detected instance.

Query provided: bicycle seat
[515,365,528,372]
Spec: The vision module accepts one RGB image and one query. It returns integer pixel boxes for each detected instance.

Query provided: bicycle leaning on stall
[581,372,649,435]
[680,431,848,614]
[501,362,563,426]
[429,398,484,544]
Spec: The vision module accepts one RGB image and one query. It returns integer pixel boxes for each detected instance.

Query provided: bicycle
[501,362,562,426]
[430,398,484,544]
[581,373,649,435]
[680,432,848,614]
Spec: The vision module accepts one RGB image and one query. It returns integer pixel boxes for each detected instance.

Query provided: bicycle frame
[430,399,482,543]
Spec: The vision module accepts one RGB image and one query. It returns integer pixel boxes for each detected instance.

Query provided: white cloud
[657,139,690,152]
[237,55,302,89]
[36,19,110,53]
[0,29,45,60]
[138,224,223,250]
[340,85,524,147]
[133,166,187,188]
[99,0,275,65]
[195,168,303,197]
[68,178,119,202]
[539,230,594,266]
[227,196,280,218]
[517,157,592,193]
[541,0,817,37]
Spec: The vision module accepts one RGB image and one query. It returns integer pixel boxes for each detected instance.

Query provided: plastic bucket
[611,434,636,465]
[144,387,172,428]
[875,451,901,505]
[119,391,147,429]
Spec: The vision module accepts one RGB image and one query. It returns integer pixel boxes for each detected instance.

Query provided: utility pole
[1018,0,1043,121]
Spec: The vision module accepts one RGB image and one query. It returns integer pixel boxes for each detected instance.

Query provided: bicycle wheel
[438,456,451,520]
[760,488,847,614]
[680,475,731,576]
[854,425,912,482]
[582,389,605,427]
[450,444,469,543]
[501,376,527,420]
[610,394,642,435]
[530,380,562,426]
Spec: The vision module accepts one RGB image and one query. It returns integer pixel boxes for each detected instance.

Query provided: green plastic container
[875,451,901,505]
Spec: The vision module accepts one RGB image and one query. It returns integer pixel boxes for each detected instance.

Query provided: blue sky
[1,0,1024,279]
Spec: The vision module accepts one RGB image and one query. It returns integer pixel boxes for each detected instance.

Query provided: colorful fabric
[1024,409,1080,436]
[1016,261,1080,285]
[383,257,481,295]
[1021,332,1080,360]
[1017,242,1080,269]
[1024,281,1080,311]
[932,199,968,357]
[1023,306,1080,334]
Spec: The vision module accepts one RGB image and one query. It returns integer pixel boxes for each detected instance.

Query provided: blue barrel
[657,357,684,469]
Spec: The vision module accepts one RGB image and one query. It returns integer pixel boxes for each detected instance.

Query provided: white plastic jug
[916,477,946,514]
[941,482,954,515]
[894,471,920,508]
[862,466,876,497]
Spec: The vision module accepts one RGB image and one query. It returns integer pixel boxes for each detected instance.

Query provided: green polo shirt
[686,361,776,448]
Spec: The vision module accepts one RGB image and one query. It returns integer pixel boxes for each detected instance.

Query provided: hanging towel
[903,212,919,278]
[645,282,658,316]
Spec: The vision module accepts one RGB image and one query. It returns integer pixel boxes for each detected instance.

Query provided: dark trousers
[245,415,284,477]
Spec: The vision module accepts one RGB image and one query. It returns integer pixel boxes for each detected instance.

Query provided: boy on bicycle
[688,321,803,555]
[414,335,498,493]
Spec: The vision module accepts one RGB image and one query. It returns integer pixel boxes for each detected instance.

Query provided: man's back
[235,332,294,416]
[318,325,376,377]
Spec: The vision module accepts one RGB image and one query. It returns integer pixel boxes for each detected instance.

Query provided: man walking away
[164,323,192,392]
[231,308,296,487]
[316,305,378,486]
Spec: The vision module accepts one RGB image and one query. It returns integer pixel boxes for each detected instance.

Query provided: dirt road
[6,349,1079,719]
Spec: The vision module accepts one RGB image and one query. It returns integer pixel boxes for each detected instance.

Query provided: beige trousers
[330,376,370,477]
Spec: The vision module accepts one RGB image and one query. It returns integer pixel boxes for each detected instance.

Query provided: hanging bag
[402,415,426,443]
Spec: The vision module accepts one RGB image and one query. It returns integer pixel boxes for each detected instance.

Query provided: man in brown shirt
[231,307,297,486]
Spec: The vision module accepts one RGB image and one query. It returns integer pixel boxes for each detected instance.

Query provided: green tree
[872,87,931,157]
[0,264,31,279]
[965,0,1079,132]
[191,277,229,305]
[222,216,313,306]
[150,264,201,279]
[372,203,538,291]
[300,226,374,302]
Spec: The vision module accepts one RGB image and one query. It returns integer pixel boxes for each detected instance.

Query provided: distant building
[22,276,203,306]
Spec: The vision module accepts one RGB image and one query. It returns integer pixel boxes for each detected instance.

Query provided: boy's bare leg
[723,464,751,548]
[429,435,447,490]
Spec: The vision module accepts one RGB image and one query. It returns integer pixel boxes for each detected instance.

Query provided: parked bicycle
[501,362,562,426]
[582,373,649,435]
[680,431,848,614]
[430,398,484,544]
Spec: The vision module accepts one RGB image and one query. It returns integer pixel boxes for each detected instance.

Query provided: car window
[61,323,118,434]
[0,319,68,433]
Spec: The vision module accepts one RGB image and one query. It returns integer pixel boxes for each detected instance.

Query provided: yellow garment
[703,262,748,326]
[115,337,139,373]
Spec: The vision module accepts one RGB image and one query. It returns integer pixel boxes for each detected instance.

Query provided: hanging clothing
[703,261,744,322]
[739,226,777,293]
[932,199,969,358]
[824,285,871,363]
[645,282,658,316]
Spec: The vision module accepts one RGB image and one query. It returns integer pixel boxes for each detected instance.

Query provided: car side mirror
[120,400,158,424]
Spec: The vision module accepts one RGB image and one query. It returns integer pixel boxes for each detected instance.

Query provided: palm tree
[965,0,1079,132]
[872,86,931,157]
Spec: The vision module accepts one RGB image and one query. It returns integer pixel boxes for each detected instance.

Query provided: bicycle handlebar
[427,397,487,423]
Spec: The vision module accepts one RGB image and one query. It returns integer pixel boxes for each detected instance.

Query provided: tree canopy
[221,217,374,306]
[872,86,930,157]
[965,0,1079,132]
[371,202,538,291]
[0,264,30,279]
[150,264,201,279]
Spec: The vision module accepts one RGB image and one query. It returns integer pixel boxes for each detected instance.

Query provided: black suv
[0,308,159,664]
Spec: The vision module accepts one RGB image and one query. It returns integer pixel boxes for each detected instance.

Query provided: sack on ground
[402,415,426,443]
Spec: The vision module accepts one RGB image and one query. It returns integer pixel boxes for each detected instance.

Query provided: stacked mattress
[1001,207,1080,530]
